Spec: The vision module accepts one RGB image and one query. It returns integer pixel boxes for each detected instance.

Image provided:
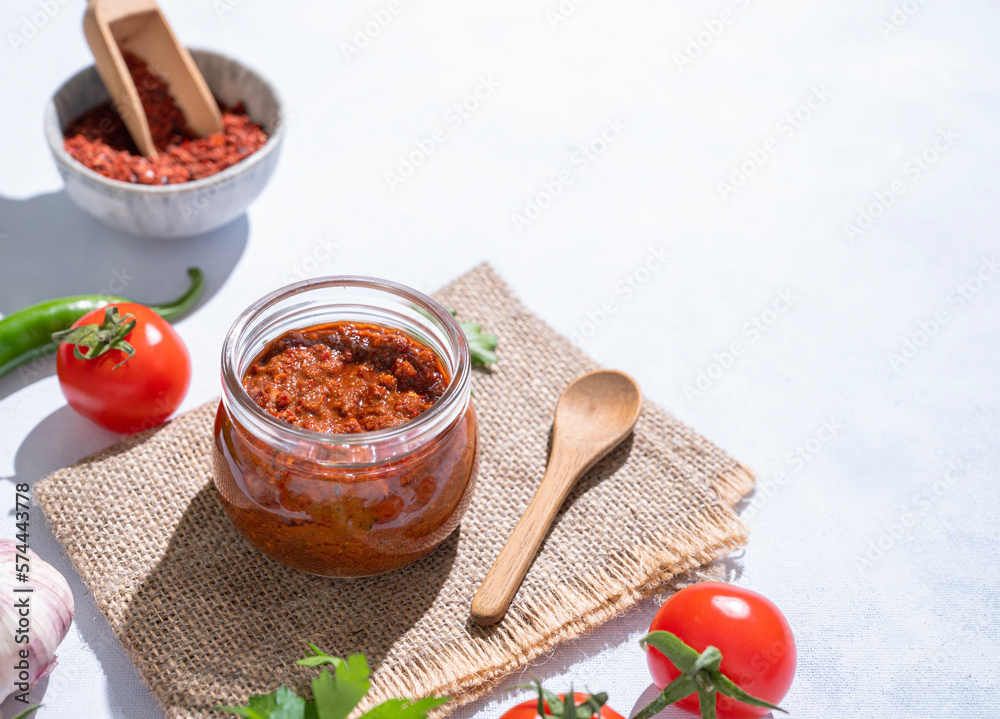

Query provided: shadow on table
[1,406,167,718]
[451,424,747,717]
[449,593,695,719]
[629,683,693,719]
[628,678,777,719]
[0,190,248,401]
[0,676,49,718]
[117,484,457,715]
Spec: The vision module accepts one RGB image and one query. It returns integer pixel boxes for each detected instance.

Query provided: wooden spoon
[83,0,222,157]
[470,370,643,626]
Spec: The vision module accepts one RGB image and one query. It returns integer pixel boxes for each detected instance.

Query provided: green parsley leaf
[312,654,371,719]
[270,687,308,719]
[218,647,448,719]
[297,642,342,667]
[218,685,305,719]
[411,304,499,367]
[359,696,451,719]
[459,320,498,367]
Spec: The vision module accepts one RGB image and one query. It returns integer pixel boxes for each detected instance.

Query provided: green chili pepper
[0,267,204,379]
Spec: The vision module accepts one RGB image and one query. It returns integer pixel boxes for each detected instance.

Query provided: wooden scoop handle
[470,443,591,626]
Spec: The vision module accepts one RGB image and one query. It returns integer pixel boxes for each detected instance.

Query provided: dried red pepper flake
[63,52,268,185]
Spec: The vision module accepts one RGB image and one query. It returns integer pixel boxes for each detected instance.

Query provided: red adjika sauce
[214,320,478,576]
[243,322,449,433]
[63,52,268,184]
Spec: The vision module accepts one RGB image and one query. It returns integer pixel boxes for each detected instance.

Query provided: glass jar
[212,276,479,577]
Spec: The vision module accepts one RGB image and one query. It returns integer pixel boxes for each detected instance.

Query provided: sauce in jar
[243,322,448,433]
[212,279,479,577]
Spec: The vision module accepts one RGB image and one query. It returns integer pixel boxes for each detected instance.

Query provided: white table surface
[2,0,999,717]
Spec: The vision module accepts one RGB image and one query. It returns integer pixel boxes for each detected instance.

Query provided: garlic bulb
[0,540,74,702]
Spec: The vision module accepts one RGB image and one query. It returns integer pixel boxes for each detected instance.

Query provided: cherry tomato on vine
[54,302,191,434]
[644,582,796,719]
[500,693,624,719]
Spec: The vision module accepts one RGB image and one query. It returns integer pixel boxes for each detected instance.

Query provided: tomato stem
[51,306,137,370]
[635,631,787,719]
[514,681,609,719]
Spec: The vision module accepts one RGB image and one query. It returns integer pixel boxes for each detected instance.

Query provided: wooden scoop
[83,0,222,157]
[470,370,643,626]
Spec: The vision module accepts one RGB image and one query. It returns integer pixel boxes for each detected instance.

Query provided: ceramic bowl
[44,49,284,239]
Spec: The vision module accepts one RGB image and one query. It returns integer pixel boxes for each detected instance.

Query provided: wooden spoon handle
[471,455,582,626]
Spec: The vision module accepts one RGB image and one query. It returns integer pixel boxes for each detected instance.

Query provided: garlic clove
[0,540,74,702]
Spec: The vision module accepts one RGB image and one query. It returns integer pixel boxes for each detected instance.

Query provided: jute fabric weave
[36,263,754,718]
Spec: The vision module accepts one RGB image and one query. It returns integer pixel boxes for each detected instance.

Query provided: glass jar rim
[220,275,471,457]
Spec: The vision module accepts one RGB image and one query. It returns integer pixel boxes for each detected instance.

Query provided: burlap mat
[36,263,754,718]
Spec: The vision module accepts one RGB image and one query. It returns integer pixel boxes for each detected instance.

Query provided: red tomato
[56,302,191,434]
[500,693,624,719]
[646,583,796,719]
